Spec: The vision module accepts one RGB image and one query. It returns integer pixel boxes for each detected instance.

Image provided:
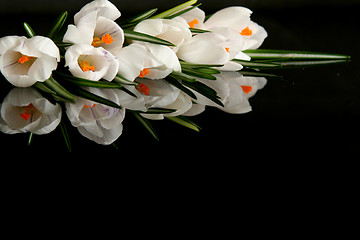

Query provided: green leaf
[34,82,57,95]
[113,74,138,86]
[43,76,77,103]
[48,11,68,39]
[170,71,198,83]
[59,120,72,152]
[71,87,122,109]
[166,116,201,132]
[132,107,177,114]
[182,68,217,80]
[124,29,176,47]
[243,49,351,60]
[24,22,36,37]
[132,112,159,141]
[120,8,158,28]
[239,70,281,78]
[180,61,224,68]
[164,3,202,19]
[54,72,122,89]
[182,80,224,107]
[166,75,197,99]
[151,0,198,19]
[190,28,211,34]
[272,59,350,68]
[232,59,280,69]
[27,132,34,146]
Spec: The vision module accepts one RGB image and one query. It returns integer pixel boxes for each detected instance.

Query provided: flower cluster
[0,0,349,149]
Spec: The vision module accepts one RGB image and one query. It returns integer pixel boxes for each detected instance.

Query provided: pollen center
[240,27,253,36]
[139,68,150,78]
[188,19,199,28]
[241,85,253,94]
[20,103,36,120]
[18,55,35,64]
[92,33,114,47]
[84,104,96,109]
[136,83,150,95]
[79,60,95,72]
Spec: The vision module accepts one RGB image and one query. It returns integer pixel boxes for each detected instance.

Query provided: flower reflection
[0,87,62,134]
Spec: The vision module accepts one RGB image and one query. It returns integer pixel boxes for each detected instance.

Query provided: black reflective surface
[0,1,359,160]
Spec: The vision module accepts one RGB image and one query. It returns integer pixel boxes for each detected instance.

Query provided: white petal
[175,7,206,29]
[74,0,121,25]
[241,21,268,50]
[27,55,57,82]
[183,103,206,117]
[204,6,252,31]
[28,36,60,61]
[0,36,25,55]
[64,10,98,45]
[115,43,147,81]
[177,32,230,65]
[78,123,123,145]
[216,61,243,71]
[208,27,245,59]
[135,78,180,108]
[233,51,251,61]
[94,16,124,51]
[164,91,193,117]
[145,44,181,78]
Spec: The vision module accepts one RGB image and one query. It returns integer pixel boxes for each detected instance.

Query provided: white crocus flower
[133,18,192,53]
[63,3,124,54]
[181,6,267,51]
[217,72,267,114]
[115,43,181,81]
[0,36,60,87]
[64,44,119,81]
[184,72,267,115]
[65,87,127,145]
[0,88,61,134]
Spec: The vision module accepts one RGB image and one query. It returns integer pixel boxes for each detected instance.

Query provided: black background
[1,0,359,161]
[0,1,358,230]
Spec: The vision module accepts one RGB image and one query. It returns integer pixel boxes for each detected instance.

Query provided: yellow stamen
[92,33,114,47]
[188,19,199,28]
[79,60,95,72]
[240,27,253,36]
[18,55,34,64]
[139,68,150,78]
[241,85,253,94]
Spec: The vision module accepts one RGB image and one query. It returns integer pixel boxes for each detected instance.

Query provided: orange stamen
[20,103,35,120]
[84,104,96,109]
[136,83,150,95]
[188,19,199,28]
[102,33,114,45]
[18,55,34,64]
[139,68,150,78]
[79,60,95,72]
[241,85,253,94]
[225,47,230,53]
[240,27,253,36]
[92,33,114,47]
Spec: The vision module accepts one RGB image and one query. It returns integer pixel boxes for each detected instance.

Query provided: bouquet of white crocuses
[0,0,350,150]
